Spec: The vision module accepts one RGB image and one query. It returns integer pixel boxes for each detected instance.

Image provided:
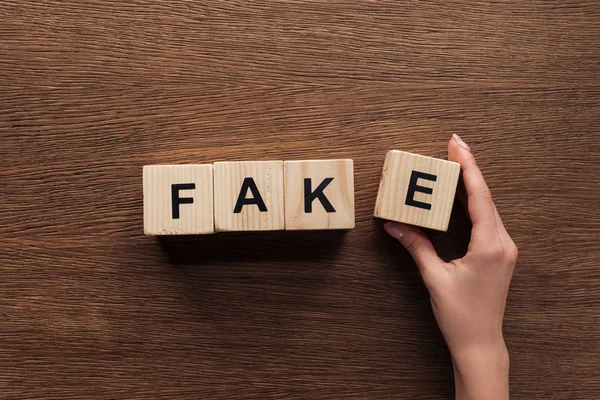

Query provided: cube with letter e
[374,150,460,231]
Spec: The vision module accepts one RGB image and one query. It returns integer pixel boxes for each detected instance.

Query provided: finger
[493,203,513,247]
[455,175,468,214]
[460,176,507,239]
[493,204,507,235]
[494,204,519,265]
[448,135,499,244]
[384,222,446,279]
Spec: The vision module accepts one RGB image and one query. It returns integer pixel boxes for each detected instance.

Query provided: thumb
[384,222,446,280]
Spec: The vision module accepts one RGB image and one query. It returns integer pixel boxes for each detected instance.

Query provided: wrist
[451,341,510,400]
[451,340,509,370]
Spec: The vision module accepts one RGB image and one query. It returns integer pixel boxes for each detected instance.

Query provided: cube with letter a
[284,159,355,230]
[374,150,460,231]
[213,161,285,232]
[143,164,214,235]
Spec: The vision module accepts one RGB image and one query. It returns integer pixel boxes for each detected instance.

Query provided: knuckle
[485,242,505,260]
[467,185,493,203]
[403,235,422,256]
[478,186,493,201]
[507,242,519,264]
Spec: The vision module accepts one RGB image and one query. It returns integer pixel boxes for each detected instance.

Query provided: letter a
[233,177,268,213]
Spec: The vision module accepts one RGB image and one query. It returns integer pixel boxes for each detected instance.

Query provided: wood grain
[1,1,599,399]
[374,151,460,231]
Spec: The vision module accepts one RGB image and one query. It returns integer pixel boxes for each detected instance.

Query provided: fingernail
[384,222,403,240]
[453,134,470,151]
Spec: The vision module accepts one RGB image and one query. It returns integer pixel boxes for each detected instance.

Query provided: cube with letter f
[143,165,215,235]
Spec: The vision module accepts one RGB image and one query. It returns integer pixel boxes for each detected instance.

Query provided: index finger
[448,135,499,244]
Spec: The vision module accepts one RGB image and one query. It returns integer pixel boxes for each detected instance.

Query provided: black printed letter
[171,183,195,219]
[234,177,268,213]
[405,171,437,210]
[304,178,336,213]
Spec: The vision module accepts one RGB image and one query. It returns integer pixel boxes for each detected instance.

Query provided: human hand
[384,134,518,400]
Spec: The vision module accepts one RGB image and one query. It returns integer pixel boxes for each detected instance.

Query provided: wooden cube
[284,159,355,230]
[213,161,285,232]
[374,150,460,231]
[143,164,214,235]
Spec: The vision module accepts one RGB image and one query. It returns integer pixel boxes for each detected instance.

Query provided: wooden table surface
[2,1,599,399]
